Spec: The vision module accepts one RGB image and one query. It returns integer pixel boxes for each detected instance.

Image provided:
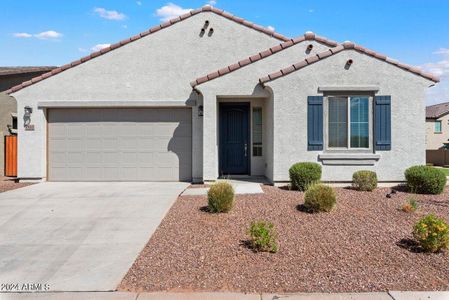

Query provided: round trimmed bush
[304,184,336,212]
[352,170,377,191]
[413,214,449,253]
[207,181,235,213]
[404,165,446,194]
[289,162,321,191]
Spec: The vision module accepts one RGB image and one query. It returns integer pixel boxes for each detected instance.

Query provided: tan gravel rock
[120,186,449,293]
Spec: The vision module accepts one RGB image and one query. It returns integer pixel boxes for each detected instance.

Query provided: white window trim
[324,95,373,152]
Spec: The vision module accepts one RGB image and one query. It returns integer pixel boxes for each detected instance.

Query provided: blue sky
[1,0,448,104]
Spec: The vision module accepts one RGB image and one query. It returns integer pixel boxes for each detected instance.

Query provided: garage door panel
[49,138,66,150]
[66,152,84,163]
[48,108,192,182]
[50,152,66,164]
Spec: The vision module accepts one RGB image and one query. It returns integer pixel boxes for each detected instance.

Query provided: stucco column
[191,93,203,183]
[201,91,218,181]
[16,99,46,179]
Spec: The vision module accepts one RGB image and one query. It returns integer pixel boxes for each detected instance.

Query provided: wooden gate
[5,135,17,177]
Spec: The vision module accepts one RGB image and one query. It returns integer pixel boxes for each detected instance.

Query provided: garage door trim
[46,108,192,182]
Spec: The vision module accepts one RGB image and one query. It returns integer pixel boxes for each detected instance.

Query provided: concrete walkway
[182,179,264,196]
[0,182,188,292]
[2,291,448,299]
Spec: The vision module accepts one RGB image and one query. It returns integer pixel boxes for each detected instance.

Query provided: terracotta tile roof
[426,101,449,119]
[6,5,289,95]
[0,66,56,76]
[259,41,440,84]
[190,31,338,87]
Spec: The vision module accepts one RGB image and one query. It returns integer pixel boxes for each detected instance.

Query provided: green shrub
[303,184,336,212]
[413,214,449,253]
[352,170,377,191]
[207,181,234,213]
[404,165,446,194]
[289,162,321,191]
[247,221,278,253]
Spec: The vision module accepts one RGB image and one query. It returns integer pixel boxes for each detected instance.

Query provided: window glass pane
[350,97,369,148]
[435,121,442,133]
[328,97,347,147]
[252,107,262,156]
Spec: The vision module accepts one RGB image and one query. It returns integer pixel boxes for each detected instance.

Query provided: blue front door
[219,103,250,175]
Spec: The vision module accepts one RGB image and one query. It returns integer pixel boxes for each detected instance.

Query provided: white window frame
[324,94,373,152]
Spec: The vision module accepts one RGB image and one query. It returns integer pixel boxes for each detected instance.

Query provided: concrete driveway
[0,182,188,292]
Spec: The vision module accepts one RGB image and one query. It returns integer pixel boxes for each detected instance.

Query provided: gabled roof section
[190,32,338,87]
[426,101,449,119]
[0,66,56,76]
[7,5,289,95]
[259,41,439,84]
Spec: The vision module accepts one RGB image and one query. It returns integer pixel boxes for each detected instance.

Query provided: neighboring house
[0,66,55,176]
[7,6,438,183]
[425,101,449,165]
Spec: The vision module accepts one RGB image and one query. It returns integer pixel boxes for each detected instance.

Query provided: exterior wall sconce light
[198,105,204,117]
[204,20,209,28]
[208,28,214,36]
[346,59,353,66]
[307,44,314,51]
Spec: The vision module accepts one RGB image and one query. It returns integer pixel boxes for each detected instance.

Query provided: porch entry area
[219,103,250,176]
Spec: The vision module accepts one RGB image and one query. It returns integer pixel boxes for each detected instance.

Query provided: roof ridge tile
[191,31,339,87]
[259,43,440,84]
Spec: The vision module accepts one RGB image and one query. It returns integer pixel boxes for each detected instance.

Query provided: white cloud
[91,43,111,52]
[136,1,142,5]
[34,30,63,39]
[94,7,126,21]
[206,0,217,5]
[421,60,449,80]
[421,50,449,104]
[433,48,449,57]
[78,47,88,53]
[13,32,32,38]
[308,9,315,13]
[267,25,275,31]
[155,3,192,22]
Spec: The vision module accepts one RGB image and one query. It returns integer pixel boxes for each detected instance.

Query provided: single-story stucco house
[426,101,449,150]
[425,101,449,165]
[7,6,439,184]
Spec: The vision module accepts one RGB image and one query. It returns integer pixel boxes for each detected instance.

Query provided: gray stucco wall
[197,48,433,182]
[197,40,332,181]
[12,12,283,179]
[266,50,433,182]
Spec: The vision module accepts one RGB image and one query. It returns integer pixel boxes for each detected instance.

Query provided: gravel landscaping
[0,177,33,193]
[120,185,449,293]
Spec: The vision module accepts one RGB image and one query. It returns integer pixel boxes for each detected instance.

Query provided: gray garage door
[48,108,192,181]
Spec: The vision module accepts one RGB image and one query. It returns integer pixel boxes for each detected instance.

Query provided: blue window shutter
[375,95,391,150]
[307,96,323,151]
